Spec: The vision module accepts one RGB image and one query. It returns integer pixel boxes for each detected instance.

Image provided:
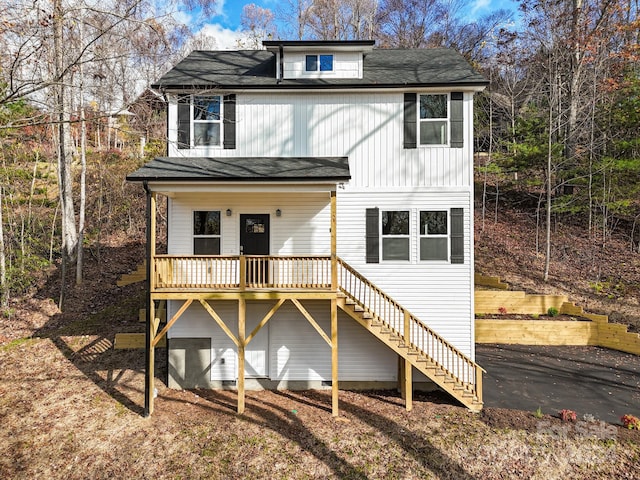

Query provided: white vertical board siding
[168,300,400,382]
[166,92,473,190]
[167,192,331,256]
[336,190,474,357]
[269,301,397,381]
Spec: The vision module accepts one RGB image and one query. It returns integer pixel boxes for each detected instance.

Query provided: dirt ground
[0,237,639,479]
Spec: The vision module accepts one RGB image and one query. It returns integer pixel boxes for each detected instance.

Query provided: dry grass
[0,232,639,479]
[0,331,638,479]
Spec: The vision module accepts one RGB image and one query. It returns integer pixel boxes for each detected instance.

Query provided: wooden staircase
[337,259,484,412]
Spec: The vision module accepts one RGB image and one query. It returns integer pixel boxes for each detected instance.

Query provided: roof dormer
[263,40,375,81]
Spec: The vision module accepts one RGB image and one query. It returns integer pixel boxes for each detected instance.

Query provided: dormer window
[305,54,334,72]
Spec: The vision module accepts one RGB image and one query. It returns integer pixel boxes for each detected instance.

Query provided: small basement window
[381,210,410,261]
[305,54,334,72]
[193,211,221,254]
[420,211,448,261]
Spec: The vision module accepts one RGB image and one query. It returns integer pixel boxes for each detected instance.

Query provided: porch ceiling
[126,156,351,184]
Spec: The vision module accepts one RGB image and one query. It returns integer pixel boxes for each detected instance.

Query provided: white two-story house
[127,40,488,417]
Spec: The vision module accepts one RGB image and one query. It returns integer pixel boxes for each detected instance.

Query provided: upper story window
[420,211,448,261]
[177,94,235,151]
[419,94,449,146]
[381,210,410,261]
[193,96,222,146]
[193,210,221,254]
[306,54,334,72]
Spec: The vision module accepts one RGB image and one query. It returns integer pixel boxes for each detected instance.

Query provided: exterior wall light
[226,209,232,216]
[276,209,282,217]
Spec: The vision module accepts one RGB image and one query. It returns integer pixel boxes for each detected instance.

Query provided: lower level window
[382,210,409,260]
[193,211,220,254]
[420,210,448,260]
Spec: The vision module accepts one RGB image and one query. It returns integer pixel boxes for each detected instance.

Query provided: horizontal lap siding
[336,190,474,356]
[168,192,330,256]
[167,93,472,189]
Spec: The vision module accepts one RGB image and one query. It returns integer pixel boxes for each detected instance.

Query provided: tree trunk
[53,0,77,308]
[0,186,7,309]
[76,19,87,285]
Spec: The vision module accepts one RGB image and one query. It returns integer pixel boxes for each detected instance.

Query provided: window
[381,211,409,261]
[305,54,333,72]
[193,96,221,146]
[193,211,220,254]
[420,211,448,261]
[419,94,448,145]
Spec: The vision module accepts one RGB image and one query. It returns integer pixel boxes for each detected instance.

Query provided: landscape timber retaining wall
[474,281,640,355]
[476,318,640,355]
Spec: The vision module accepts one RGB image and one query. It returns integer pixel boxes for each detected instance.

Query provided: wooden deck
[140,191,483,417]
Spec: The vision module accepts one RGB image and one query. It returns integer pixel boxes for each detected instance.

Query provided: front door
[240,214,270,284]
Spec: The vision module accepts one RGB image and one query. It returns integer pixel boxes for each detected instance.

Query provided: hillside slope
[474,193,640,333]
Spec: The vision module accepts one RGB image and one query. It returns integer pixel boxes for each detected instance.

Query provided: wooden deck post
[402,310,412,411]
[238,297,246,414]
[330,190,337,291]
[144,187,157,417]
[331,297,339,417]
[239,255,246,291]
[402,358,412,411]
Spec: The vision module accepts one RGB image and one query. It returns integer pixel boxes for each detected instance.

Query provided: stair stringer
[337,294,483,412]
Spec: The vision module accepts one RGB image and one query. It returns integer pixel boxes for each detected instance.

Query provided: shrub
[498,306,508,315]
[560,409,577,422]
[621,414,640,429]
[547,307,559,317]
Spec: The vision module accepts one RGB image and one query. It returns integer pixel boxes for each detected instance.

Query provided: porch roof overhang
[127,156,350,185]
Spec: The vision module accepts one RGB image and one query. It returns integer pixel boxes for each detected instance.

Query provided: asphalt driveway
[476,344,640,424]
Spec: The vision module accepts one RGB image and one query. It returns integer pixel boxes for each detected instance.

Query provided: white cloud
[199,23,244,50]
[471,0,491,16]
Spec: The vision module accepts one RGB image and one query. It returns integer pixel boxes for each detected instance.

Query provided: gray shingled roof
[126,157,351,182]
[152,48,487,90]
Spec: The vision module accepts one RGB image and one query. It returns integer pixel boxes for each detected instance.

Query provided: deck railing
[153,255,331,290]
[151,254,482,402]
[338,258,483,399]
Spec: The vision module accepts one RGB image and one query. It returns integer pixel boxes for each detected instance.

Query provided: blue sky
[195,0,518,49]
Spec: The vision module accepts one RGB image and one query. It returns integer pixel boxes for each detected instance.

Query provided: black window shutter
[223,94,236,149]
[450,208,464,264]
[177,95,190,149]
[366,208,379,264]
[403,93,417,149]
[450,92,463,148]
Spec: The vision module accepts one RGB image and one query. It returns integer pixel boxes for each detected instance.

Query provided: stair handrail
[337,257,484,398]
